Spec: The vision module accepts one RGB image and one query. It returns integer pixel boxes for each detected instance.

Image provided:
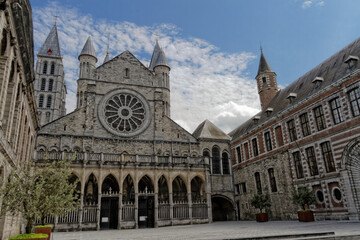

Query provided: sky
[29,0,360,133]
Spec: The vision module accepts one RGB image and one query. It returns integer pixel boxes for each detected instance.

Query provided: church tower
[149,40,171,117]
[77,36,97,108]
[34,23,66,125]
[256,50,278,110]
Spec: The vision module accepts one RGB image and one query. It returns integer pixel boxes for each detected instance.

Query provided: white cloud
[302,0,325,9]
[302,1,313,8]
[33,2,259,133]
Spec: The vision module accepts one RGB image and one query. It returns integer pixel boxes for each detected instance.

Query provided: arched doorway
[68,173,81,200]
[191,176,205,202]
[100,174,119,229]
[211,195,235,221]
[342,137,360,217]
[84,174,98,205]
[138,175,154,228]
[172,176,187,202]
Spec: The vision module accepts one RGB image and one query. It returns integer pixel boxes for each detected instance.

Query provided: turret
[149,40,171,117]
[77,36,97,108]
[78,36,97,79]
[256,49,277,110]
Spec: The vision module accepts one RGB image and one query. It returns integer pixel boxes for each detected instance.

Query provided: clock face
[98,89,151,137]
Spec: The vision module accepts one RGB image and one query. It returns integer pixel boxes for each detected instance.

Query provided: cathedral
[34,24,235,230]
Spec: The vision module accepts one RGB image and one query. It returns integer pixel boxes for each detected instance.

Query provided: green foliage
[250,193,271,213]
[9,233,48,239]
[34,225,52,229]
[0,160,79,233]
[291,186,316,210]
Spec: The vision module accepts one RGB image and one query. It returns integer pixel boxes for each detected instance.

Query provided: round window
[98,89,151,137]
[316,190,324,203]
[332,187,342,202]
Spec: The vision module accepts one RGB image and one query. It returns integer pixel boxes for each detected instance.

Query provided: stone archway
[342,137,360,216]
[211,195,235,221]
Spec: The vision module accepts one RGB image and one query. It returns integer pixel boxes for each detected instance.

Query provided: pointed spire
[257,51,273,76]
[149,41,169,70]
[38,24,61,58]
[79,36,97,62]
[103,50,110,64]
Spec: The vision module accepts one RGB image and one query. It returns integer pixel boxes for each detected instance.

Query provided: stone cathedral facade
[34,30,235,230]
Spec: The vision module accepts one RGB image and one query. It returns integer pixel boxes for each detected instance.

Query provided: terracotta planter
[35,226,52,240]
[297,210,314,222]
[255,213,268,222]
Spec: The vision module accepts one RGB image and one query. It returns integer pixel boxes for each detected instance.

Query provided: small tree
[291,186,316,210]
[250,193,271,213]
[0,160,79,233]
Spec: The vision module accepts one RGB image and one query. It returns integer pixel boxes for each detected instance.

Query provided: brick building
[0,0,40,239]
[34,37,235,230]
[230,39,360,221]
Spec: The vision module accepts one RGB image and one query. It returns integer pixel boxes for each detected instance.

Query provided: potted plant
[291,187,316,222]
[250,193,271,222]
[34,225,52,240]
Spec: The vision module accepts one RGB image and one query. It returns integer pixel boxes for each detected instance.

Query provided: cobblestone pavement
[52,221,360,240]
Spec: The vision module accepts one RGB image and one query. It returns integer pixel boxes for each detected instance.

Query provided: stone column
[188,192,192,223]
[118,194,122,229]
[135,193,139,229]
[169,192,173,225]
[154,192,159,228]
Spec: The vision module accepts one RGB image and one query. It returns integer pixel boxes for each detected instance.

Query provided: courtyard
[52,221,360,240]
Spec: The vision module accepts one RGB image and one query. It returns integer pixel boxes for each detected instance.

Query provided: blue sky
[29,0,360,132]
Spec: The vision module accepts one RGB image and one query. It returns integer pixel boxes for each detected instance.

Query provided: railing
[121,203,135,221]
[58,209,79,223]
[192,204,208,219]
[36,152,207,167]
[88,153,101,161]
[158,203,170,220]
[35,215,55,224]
[83,205,97,223]
[173,203,189,219]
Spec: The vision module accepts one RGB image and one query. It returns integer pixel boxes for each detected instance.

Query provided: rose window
[99,89,150,137]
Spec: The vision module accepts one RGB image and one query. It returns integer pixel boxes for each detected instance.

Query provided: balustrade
[173,203,189,219]
[121,203,135,221]
[83,205,97,223]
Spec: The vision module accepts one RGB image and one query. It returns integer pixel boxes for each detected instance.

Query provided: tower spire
[37,23,61,58]
[149,40,169,70]
[103,34,110,64]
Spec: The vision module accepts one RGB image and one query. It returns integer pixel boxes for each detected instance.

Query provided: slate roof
[193,120,231,140]
[257,52,273,76]
[149,41,169,70]
[229,37,360,141]
[38,24,61,58]
[79,36,97,61]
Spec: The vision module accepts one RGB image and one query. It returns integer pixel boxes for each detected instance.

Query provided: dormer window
[253,115,260,123]
[265,107,273,116]
[287,92,297,103]
[344,55,359,69]
[312,76,324,88]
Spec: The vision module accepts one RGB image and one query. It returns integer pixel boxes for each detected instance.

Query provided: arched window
[212,147,221,174]
[40,79,46,91]
[45,112,51,123]
[46,95,52,109]
[254,172,262,194]
[43,61,48,74]
[222,152,230,174]
[38,95,44,108]
[48,79,53,91]
[268,168,277,192]
[50,62,55,75]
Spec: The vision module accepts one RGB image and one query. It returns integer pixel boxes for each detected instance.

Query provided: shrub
[250,193,271,213]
